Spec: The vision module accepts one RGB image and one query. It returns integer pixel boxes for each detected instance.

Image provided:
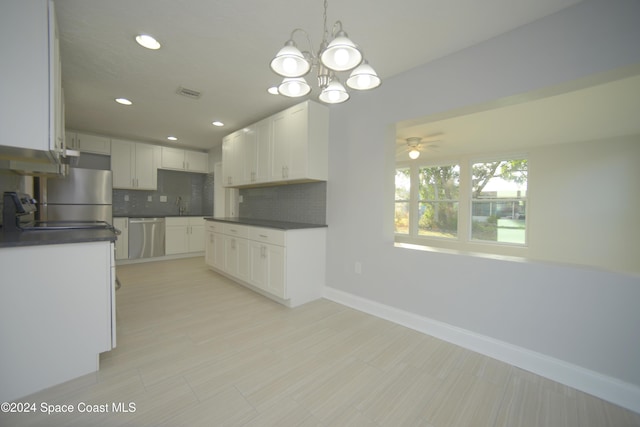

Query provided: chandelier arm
[289,28,318,61]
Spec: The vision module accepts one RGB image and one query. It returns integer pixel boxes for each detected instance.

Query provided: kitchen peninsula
[0,227,117,403]
[205,217,326,308]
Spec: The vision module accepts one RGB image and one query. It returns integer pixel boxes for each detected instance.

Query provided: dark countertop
[0,228,117,248]
[205,217,328,230]
[114,214,207,218]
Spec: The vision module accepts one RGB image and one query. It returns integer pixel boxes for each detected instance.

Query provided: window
[394,168,410,234]
[417,165,459,238]
[471,159,527,244]
[395,157,528,252]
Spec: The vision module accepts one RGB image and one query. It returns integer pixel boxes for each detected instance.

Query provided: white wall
[325,0,640,412]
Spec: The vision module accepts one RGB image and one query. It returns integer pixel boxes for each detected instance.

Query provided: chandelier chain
[323,0,329,43]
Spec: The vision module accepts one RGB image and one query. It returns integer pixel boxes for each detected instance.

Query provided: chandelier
[269,0,381,104]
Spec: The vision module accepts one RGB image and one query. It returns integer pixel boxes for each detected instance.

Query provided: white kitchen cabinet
[205,220,326,307]
[66,130,111,155]
[111,139,157,190]
[222,100,327,188]
[269,100,328,183]
[0,0,63,161]
[113,217,128,260]
[161,147,208,173]
[165,217,205,255]
[0,241,115,402]
[222,131,245,186]
[244,118,272,185]
[223,224,249,281]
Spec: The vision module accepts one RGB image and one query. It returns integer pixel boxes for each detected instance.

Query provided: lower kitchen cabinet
[165,217,205,255]
[113,217,128,260]
[205,220,326,307]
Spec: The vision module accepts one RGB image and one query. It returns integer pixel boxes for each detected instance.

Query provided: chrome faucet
[176,196,186,215]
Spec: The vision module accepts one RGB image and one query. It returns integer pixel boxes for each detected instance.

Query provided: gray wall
[325,0,640,411]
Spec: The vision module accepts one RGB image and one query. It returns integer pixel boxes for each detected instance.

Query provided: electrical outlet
[160,195,167,202]
[124,195,129,202]
[354,262,362,275]
[239,195,244,203]
[147,195,152,202]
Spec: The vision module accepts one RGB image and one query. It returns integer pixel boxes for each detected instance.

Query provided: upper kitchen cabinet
[270,101,328,184]
[222,100,328,188]
[160,147,208,173]
[222,131,245,186]
[66,130,111,155]
[111,139,157,190]
[0,0,64,162]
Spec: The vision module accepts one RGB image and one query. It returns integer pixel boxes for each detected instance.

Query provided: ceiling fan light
[346,61,381,90]
[270,41,311,77]
[320,32,362,71]
[318,80,349,104]
[409,149,420,160]
[278,77,311,98]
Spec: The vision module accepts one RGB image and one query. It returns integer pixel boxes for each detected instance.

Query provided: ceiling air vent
[176,86,202,99]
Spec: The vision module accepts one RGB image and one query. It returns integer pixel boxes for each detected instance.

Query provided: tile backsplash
[238,181,326,225]
[113,169,213,217]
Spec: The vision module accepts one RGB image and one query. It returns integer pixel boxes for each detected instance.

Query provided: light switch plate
[160,195,167,202]
[147,196,152,202]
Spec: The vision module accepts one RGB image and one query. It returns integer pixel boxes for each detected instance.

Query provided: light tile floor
[2,257,639,426]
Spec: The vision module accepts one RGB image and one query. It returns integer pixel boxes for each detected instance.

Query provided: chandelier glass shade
[269,1,381,104]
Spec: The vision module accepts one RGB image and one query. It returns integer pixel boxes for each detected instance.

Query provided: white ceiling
[55,0,582,151]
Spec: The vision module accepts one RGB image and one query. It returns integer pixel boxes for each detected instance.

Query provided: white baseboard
[323,286,640,414]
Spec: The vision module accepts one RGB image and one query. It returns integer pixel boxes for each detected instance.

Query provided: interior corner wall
[325,0,640,411]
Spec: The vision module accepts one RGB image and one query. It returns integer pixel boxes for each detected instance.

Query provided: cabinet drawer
[249,227,285,246]
[166,217,189,226]
[224,223,249,238]
[206,221,223,232]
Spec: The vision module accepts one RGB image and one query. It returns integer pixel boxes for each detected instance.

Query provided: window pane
[418,202,458,238]
[395,169,410,200]
[472,159,527,198]
[418,165,460,200]
[471,159,527,244]
[395,202,410,234]
[471,201,526,243]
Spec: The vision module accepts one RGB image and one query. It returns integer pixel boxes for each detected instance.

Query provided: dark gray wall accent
[238,181,326,225]
[113,169,212,217]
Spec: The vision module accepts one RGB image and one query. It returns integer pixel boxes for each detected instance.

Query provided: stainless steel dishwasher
[128,217,165,259]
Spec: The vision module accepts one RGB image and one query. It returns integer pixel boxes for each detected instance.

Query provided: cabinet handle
[260,245,266,258]
[259,234,268,238]
[231,239,236,250]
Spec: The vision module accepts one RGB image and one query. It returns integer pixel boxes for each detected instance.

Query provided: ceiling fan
[396,134,442,160]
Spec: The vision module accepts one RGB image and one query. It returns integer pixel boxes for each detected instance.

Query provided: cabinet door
[226,236,249,282]
[270,111,290,181]
[165,224,188,255]
[222,132,245,186]
[134,143,156,190]
[286,103,308,179]
[264,244,286,299]
[205,230,215,266]
[111,139,134,189]
[76,132,110,155]
[188,218,205,252]
[113,218,128,260]
[1,0,54,155]
[213,232,226,270]
[254,118,272,183]
[185,151,208,173]
[249,241,285,298]
[161,147,185,170]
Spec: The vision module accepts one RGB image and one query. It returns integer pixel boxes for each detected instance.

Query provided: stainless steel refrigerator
[38,168,113,224]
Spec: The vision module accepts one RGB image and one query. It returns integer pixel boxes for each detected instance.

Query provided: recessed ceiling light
[267,86,279,95]
[115,98,132,105]
[212,121,224,127]
[135,34,161,50]
[167,136,178,141]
